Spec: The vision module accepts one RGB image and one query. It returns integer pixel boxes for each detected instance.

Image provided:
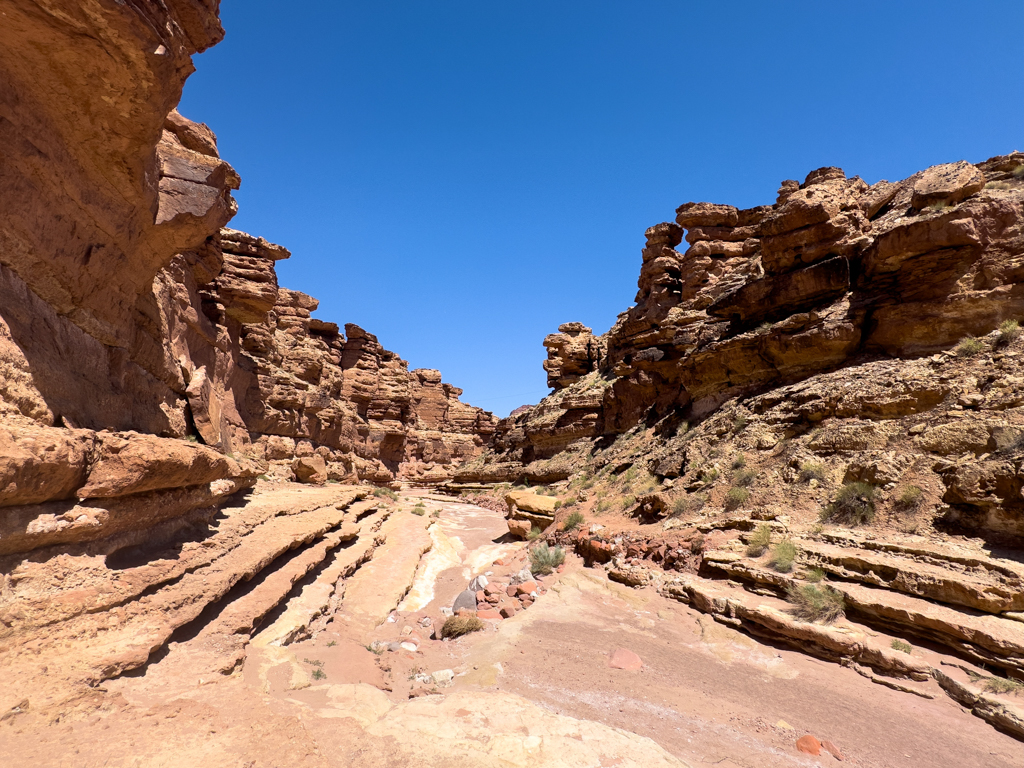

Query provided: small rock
[500,603,519,618]
[439,606,453,617]
[511,567,534,585]
[452,589,477,613]
[506,585,518,598]
[484,582,504,596]
[556,564,566,573]
[469,575,488,591]
[408,687,434,699]
[431,669,454,687]
[418,616,433,628]
[775,720,794,731]
[400,641,419,653]
[476,590,486,603]
[386,642,402,652]
[516,581,538,597]
[520,597,534,608]
[401,626,413,636]
[609,648,643,670]
[796,735,822,756]
[822,740,844,761]
[369,640,388,654]
[477,609,502,620]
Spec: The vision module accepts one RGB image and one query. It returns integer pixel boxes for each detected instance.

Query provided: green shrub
[672,494,705,516]
[689,533,706,555]
[956,336,984,357]
[561,497,578,508]
[563,510,585,531]
[786,583,845,623]
[757,321,773,334]
[530,542,565,575]
[595,498,611,513]
[619,494,637,510]
[734,469,756,487]
[734,414,749,433]
[895,485,923,509]
[724,486,749,511]
[996,319,1021,348]
[441,615,484,639]
[731,454,747,469]
[891,639,913,654]
[553,499,563,510]
[699,467,719,484]
[982,676,1024,696]
[746,523,772,556]
[769,540,798,572]
[373,487,399,500]
[412,502,427,516]
[311,668,326,680]
[798,462,826,483]
[527,525,542,541]
[821,482,876,525]
[805,567,825,583]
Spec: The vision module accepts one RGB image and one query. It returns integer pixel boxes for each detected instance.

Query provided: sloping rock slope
[456,154,1024,731]
[0,0,496,568]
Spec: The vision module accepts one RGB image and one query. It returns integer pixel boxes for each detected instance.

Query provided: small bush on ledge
[787,583,845,623]
[820,482,875,526]
[746,523,772,556]
[770,540,797,572]
[956,336,984,357]
[724,486,749,511]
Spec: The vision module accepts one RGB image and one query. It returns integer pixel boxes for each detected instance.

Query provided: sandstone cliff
[462,154,1024,542]
[0,0,496,565]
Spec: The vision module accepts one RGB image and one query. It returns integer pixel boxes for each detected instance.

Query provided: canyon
[0,1,1022,766]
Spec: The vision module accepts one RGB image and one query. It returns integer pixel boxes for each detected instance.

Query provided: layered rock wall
[0,0,494,562]
[463,155,1024,540]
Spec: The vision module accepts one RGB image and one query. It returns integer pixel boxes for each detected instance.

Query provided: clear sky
[179,1,1023,417]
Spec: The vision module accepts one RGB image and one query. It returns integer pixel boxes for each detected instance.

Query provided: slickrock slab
[335,510,432,631]
[0,485,367,713]
[307,685,693,767]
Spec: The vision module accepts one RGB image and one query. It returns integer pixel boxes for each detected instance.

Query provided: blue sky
[180,1,1023,416]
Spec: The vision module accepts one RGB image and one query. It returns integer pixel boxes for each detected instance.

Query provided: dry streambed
[3,487,1022,767]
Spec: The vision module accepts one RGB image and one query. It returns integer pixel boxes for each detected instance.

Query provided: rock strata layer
[0,0,496,568]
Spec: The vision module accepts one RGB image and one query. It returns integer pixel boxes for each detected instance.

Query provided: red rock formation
[464,154,1024,523]
[0,0,495,561]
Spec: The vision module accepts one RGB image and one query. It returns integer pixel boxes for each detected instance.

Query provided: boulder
[78,434,235,499]
[911,160,985,209]
[292,455,327,484]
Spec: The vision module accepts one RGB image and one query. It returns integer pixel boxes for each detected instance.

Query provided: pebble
[822,739,844,761]
[796,735,822,756]
[431,669,454,687]
[608,648,643,670]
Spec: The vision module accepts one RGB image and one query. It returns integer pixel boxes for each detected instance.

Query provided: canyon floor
[1,486,1018,767]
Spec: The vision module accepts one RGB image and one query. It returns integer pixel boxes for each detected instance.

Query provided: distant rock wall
[0,0,494,558]
[463,155,1024,541]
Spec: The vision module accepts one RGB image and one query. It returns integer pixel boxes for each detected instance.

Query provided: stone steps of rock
[798,537,1023,614]
[332,509,433,632]
[251,502,393,647]
[0,486,370,711]
[703,550,1024,674]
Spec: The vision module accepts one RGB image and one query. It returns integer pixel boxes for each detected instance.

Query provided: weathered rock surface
[0,0,496,567]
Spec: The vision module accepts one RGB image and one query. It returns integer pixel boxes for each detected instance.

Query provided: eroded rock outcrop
[466,155,1024,514]
[0,0,495,563]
